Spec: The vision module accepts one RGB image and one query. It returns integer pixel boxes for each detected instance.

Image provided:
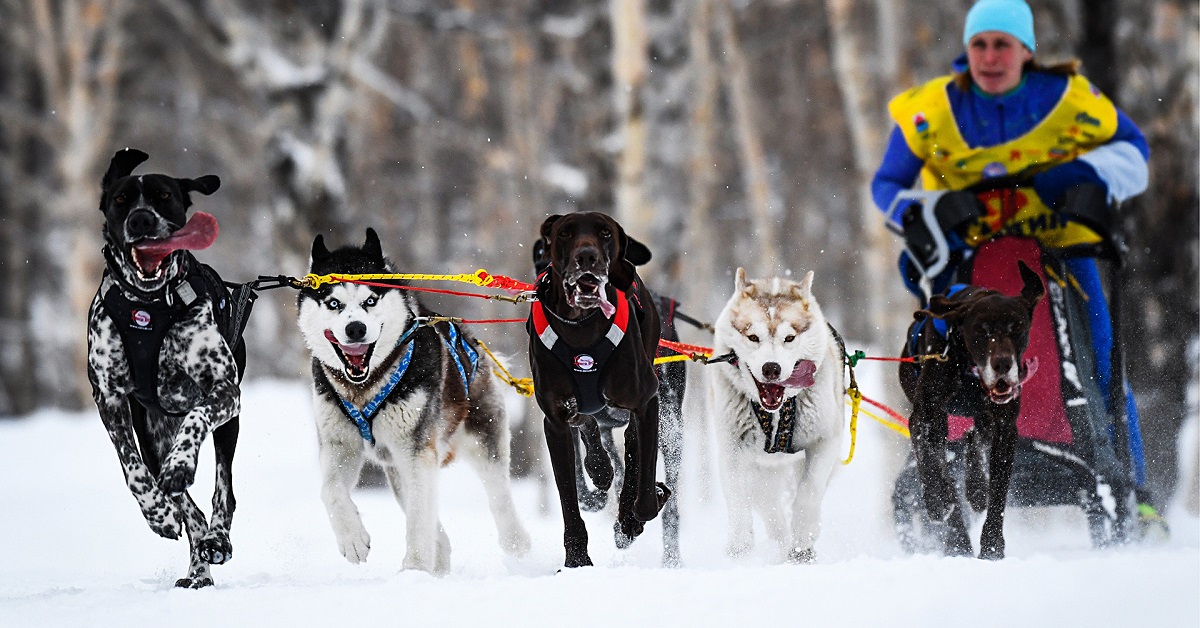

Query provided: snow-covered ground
[2,365,1196,627]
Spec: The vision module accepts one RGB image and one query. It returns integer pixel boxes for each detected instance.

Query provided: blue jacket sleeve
[872,126,926,230]
[1033,109,1150,207]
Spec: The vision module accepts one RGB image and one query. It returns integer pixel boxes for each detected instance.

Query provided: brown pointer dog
[899,260,1044,560]
[529,212,670,568]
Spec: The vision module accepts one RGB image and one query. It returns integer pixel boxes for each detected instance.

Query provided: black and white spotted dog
[297,229,530,574]
[86,149,246,588]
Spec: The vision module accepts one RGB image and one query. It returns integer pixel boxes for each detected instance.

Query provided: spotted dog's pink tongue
[782,359,817,389]
[133,212,219,271]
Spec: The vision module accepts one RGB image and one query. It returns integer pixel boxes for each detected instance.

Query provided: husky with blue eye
[296,229,530,575]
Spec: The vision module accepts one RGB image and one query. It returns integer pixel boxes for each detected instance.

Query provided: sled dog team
[87,150,1040,587]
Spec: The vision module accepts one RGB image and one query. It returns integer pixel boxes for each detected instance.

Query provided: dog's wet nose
[762,362,781,381]
[992,355,1013,375]
[574,246,599,269]
[127,209,157,237]
[345,321,367,343]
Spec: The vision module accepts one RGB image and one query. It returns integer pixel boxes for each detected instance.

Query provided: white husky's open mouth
[752,359,817,411]
[324,329,374,383]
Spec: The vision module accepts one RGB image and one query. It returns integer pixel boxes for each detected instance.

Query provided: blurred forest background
[0,0,1195,505]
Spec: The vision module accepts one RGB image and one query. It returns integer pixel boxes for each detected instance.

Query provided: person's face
[967,31,1033,95]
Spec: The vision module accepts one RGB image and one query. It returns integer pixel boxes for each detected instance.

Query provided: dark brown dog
[899,260,1044,560]
[529,212,669,568]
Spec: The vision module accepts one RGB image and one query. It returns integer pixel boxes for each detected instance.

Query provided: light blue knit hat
[963,0,1036,52]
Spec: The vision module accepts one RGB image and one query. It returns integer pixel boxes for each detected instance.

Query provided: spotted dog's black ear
[363,228,384,261]
[177,175,221,196]
[100,149,150,212]
[624,235,652,266]
[311,234,331,266]
[1016,260,1045,316]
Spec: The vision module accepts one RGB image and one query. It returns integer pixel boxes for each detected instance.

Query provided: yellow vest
[888,73,1118,248]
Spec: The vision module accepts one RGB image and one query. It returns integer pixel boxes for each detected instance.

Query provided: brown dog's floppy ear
[539,215,563,241]
[1016,260,1045,314]
[624,235,652,266]
[178,175,221,196]
[608,218,637,291]
[363,228,384,260]
[925,294,969,323]
[311,235,331,266]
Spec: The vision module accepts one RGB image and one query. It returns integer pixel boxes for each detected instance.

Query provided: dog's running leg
[94,396,183,540]
[158,380,240,495]
[979,411,1018,560]
[388,424,445,575]
[789,437,839,564]
[315,404,371,564]
[659,399,683,567]
[750,463,788,556]
[718,437,755,558]
[173,492,215,588]
[461,428,532,557]
[544,414,592,567]
[578,418,615,493]
[631,395,665,522]
[199,417,238,566]
[911,374,973,557]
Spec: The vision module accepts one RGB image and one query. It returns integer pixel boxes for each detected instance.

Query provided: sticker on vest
[574,354,596,372]
[982,161,1008,178]
[913,112,929,134]
[131,309,152,330]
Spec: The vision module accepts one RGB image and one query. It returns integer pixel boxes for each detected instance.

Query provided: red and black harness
[528,271,636,415]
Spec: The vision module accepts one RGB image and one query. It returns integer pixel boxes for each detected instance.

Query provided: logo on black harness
[574,354,596,372]
[131,309,152,330]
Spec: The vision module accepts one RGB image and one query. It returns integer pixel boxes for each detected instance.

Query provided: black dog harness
[530,280,632,416]
[99,247,250,417]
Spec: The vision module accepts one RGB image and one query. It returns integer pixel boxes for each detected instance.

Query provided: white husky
[708,268,845,563]
[296,229,530,575]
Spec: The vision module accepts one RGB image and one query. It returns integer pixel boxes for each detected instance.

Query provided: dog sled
[889,183,1141,552]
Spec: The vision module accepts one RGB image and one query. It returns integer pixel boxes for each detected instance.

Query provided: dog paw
[501,528,532,558]
[632,482,671,522]
[563,549,594,569]
[788,547,816,564]
[614,517,644,549]
[725,536,752,559]
[335,525,371,564]
[157,461,197,496]
[578,488,608,512]
[175,576,214,589]
[198,535,233,565]
[583,449,614,492]
[944,529,974,557]
[144,502,183,540]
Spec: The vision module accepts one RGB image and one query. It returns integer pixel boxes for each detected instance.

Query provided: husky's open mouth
[565,272,615,317]
[128,212,219,280]
[325,329,375,383]
[752,359,817,411]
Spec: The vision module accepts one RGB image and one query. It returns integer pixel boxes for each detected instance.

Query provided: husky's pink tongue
[782,359,817,389]
[133,211,219,270]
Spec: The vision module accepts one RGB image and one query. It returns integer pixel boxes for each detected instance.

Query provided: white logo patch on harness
[132,309,152,329]
[573,354,596,372]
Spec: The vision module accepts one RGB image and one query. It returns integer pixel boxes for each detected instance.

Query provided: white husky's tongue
[133,212,219,270]
[782,359,817,389]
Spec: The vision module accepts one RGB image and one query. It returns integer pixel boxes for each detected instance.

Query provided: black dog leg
[578,418,614,493]
[659,391,683,567]
[572,427,608,512]
[633,395,667,522]
[545,417,592,567]
[979,413,1018,560]
[911,393,973,557]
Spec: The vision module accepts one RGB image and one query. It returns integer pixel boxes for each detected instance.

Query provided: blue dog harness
[336,322,420,446]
